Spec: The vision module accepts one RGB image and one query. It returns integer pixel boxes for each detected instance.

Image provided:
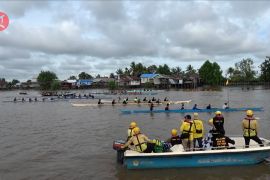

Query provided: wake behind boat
[121,107,263,114]
[114,136,270,169]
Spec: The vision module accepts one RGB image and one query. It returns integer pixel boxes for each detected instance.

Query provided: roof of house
[140,74,159,78]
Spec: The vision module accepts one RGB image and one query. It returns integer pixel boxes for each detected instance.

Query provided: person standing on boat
[193,113,204,149]
[180,115,196,151]
[209,111,225,136]
[165,103,170,111]
[127,122,137,141]
[242,110,264,148]
[122,127,155,153]
[166,129,181,146]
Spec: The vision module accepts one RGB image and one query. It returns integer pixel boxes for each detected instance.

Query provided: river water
[0,88,270,180]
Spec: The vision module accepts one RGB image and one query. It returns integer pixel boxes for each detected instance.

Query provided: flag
[225,79,229,86]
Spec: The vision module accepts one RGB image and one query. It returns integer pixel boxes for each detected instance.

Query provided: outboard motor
[113,140,126,164]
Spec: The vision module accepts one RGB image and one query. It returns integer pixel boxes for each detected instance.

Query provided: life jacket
[193,119,203,136]
[181,121,193,139]
[170,135,181,146]
[134,134,147,152]
[243,117,257,137]
[213,116,225,133]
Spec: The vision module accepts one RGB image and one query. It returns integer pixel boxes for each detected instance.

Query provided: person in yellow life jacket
[166,129,182,146]
[122,127,155,153]
[180,115,196,151]
[193,113,204,149]
[127,122,137,141]
[242,110,264,148]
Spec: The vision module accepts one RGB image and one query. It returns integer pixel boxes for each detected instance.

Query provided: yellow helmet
[171,129,177,136]
[133,127,140,134]
[130,122,137,128]
[246,110,253,116]
[215,111,222,115]
[194,113,199,118]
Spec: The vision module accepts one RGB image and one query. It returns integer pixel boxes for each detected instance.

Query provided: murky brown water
[0,88,270,180]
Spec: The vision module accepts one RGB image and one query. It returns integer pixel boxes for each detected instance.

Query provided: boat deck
[125,137,270,157]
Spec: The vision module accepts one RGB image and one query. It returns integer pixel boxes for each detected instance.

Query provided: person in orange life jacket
[242,110,264,148]
[166,129,182,146]
[209,111,225,136]
[165,103,170,111]
[193,113,204,149]
[122,127,155,153]
[212,133,235,150]
[180,115,196,151]
[127,121,137,141]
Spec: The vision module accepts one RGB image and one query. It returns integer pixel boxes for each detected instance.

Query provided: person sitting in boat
[148,99,152,103]
[127,121,137,141]
[29,98,32,102]
[42,97,45,102]
[78,94,81,99]
[134,97,138,103]
[165,103,170,111]
[212,133,235,150]
[193,113,204,149]
[156,99,160,104]
[242,110,264,148]
[164,97,168,101]
[222,102,229,109]
[152,97,156,101]
[143,97,147,102]
[150,102,154,111]
[13,97,17,102]
[209,111,225,136]
[98,99,103,105]
[137,99,141,104]
[122,99,127,104]
[126,97,129,102]
[34,97,38,102]
[206,104,211,109]
[180,103,185,110]
[192,104,200,110]
[180,115,196,151]
[166,129,182,146]
[22,97,25,102]
[121,127,155,153]
[112,99,116,105]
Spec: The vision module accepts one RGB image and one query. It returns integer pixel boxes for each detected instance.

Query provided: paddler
[156,99,160,104]
[121,127,155,153]
[150,102,154,111]
[152,97,156,101]
[13,97,17,102]
[164,97,168,101]
[98,99,103,104]
[165,103,170,111]
[112,99,116,105]
[134,97,138,103]
[242,110,264,148]
[180,103,185,110]
[143,97,147,102]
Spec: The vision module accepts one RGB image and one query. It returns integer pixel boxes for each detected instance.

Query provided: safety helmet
[246,110,253,116]
[194,113,199,118]
[130,122,137,128]
[215,111,222,115]
[171,129,177,136]
[133,127,140,134]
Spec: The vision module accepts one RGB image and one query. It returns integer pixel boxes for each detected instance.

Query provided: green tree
[11,79,20,86]
[37,71,58,90]
[226,67,235,79]
[108,80,117,90]
[116,69,124,75]
[110,73,115,78]
[199,60,223,85]
[185,64,196,77]
[234,58,256,81]
[78,72,92,79]
[157,64,171,75]
[51,80,61,90]
[96,74,101,78]
[259,57,270,81]
[68,75,77,80]
[171,66,184,77]
[147,65,157,73]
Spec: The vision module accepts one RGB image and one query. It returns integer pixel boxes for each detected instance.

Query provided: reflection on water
[0,89,270,180]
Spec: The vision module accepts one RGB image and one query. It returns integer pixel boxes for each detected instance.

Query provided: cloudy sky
[0,0,270,81]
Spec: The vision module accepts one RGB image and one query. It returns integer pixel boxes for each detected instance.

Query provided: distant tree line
[2,57,270,91]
